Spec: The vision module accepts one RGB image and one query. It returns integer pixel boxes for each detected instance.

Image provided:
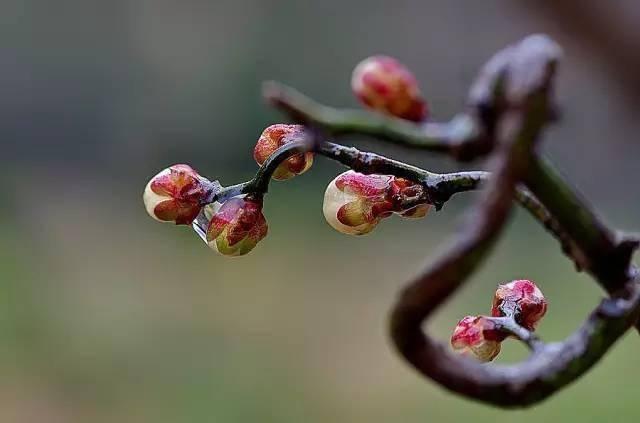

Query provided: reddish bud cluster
[143,164,210,225]
[253,124,314,181]
[451,279,547,362]
[205,196,268,257]
[351,55,428,122]
[323,170,431,235]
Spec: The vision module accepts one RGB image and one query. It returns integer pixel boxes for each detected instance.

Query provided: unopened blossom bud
[143,164,210,225]
[351,55,428,122]
[450,315,504,362]
[322,170,431,235]
[491,279,547,330]
[253,124,314,181]
[206,196,268,257]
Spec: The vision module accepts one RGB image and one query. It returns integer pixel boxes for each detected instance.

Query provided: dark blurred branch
[522,0,640,105]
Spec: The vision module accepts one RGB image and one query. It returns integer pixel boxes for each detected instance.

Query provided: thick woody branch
[265,34,640,407]
[522,0,640,106]
[390,36,640,407]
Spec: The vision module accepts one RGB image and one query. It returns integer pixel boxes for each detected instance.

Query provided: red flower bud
[322,171,431,235]
[450,315,504,362]
[491,279,547,330]
[143,164,210,225]
[351,55,428,122]
[206,196,268,257]
[253,124,314,181]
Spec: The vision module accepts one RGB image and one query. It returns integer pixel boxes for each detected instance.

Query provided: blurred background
[2,0,640,421]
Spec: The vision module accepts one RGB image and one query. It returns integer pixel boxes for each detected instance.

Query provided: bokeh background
[2,1,640,422]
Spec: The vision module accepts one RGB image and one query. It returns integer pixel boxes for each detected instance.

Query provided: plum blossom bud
[491,279,547,330]
[450,315,504,362]
[253,124,314,181]
[322,170,431,235]
[351,55,428,122]
[143,164,210,225]
[206,195,268,257]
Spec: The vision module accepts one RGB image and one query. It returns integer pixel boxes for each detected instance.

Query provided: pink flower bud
[143,164,210,225]
[491,279,547,330]
[253,124,314,181]
[351,55,428,122]
[322,171,431,235]
[206,196,268,257]
[450,316,504,362]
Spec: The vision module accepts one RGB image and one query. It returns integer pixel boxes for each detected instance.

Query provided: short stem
[487,316,544,352]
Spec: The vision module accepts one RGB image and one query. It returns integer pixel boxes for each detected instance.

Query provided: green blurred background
[2,1,640,421]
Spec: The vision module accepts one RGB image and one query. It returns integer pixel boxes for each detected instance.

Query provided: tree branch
[521,0,640,106]
[265,68,637,298]
[264,34,640,407]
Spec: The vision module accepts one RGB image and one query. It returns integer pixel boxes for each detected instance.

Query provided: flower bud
[450,315,504,362]
[491,279,547,330]
[206,196,268,257]
[322,171,431,235]
[351,55,428,122]
[143,164,210,225]
[253,124,314,181]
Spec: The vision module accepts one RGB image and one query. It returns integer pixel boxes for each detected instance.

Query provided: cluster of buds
[143,164,268,257]
[450,279,547,362]
[144,56,432,256]
[253,124,313,181]
[322,170,431,235]
[351,55,428,122]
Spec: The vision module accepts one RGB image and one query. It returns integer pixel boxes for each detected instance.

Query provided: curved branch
[388,38,640,406]
[186,33,640,409]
